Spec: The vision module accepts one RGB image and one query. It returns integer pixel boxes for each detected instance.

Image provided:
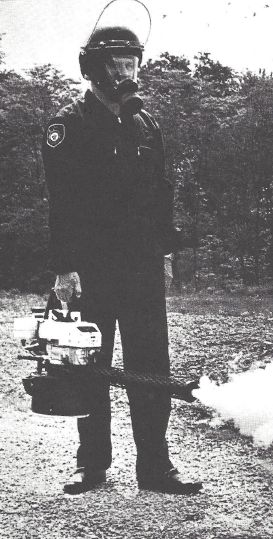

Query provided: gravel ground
[1,291,273,539]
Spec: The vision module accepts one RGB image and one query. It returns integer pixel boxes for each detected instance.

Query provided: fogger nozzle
[182,380,200,403]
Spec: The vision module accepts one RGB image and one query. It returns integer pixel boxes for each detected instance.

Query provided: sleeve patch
[47,124,65,148]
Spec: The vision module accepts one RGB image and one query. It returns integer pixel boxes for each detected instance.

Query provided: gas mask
[101,52,142,114]
[79,0,151,115]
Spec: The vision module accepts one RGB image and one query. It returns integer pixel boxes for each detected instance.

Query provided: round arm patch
[47,123,65,148]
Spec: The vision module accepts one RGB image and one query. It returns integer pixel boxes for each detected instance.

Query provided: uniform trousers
[77,254,173,477]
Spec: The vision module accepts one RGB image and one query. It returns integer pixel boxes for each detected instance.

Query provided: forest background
[1,38,273,293]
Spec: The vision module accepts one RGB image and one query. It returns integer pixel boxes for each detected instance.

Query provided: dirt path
[1,292,273,539]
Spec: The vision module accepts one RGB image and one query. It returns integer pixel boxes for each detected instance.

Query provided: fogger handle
[44,289,80,319]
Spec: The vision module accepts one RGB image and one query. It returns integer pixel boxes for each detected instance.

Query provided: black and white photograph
[1,0,273,537]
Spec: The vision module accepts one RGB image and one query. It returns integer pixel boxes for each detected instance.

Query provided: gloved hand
[54,272,82,303]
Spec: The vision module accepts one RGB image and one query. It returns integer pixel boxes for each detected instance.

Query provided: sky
[1,0,273,80]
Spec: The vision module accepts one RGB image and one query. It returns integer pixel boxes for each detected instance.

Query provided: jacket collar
[84,89,120,126]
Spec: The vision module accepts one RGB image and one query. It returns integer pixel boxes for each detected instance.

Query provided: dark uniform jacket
[42,90,177,275]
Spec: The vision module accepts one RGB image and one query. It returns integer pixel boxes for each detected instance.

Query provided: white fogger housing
[40,311,101,365]
[14,309,102,366]
[13,308,44,340]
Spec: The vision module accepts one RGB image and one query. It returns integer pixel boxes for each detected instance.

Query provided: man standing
[42,0,202,496]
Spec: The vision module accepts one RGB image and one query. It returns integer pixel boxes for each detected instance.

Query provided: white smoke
[193,362,273,448]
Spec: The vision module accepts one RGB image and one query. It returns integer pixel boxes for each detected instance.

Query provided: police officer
[42,0,202,495]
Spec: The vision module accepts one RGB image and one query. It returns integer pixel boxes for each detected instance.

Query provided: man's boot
[137,467,202,495]
[64,468,106,495]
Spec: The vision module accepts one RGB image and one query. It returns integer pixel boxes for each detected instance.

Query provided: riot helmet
[79,0,151,115]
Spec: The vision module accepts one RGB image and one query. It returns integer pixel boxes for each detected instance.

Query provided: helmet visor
[106,55,139,83]
[84,0,151,50]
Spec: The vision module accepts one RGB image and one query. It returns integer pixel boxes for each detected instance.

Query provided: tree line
[141,52,273,291]
[1,41,273,291]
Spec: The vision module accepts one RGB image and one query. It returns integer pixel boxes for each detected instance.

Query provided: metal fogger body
[15,304,199,417]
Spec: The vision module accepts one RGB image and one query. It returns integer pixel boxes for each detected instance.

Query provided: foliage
[139,53,273,290]
[1,44,273,290]
[0,49,81,289]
